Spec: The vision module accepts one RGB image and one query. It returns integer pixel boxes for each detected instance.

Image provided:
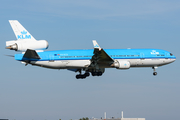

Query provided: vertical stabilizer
[6,20,48,52]
[9,20,36,41]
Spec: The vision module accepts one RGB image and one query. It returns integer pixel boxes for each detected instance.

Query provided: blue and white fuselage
[15,48,176,69]
[6,20,176,79]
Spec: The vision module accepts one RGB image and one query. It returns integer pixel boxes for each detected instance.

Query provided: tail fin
[6,20,48,52]
[9,20,36,41]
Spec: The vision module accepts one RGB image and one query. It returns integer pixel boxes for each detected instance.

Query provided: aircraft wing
[89,40,114,68]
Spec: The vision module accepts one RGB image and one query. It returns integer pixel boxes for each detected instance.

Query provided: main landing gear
[91,71,103,76]
[75,69,104,79]
[76,72,90,79]
[152,66,158,76]
[76,71,103,79]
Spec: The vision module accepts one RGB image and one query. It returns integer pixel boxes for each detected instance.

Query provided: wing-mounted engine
[6,40,49,52]
[113,60,131,69]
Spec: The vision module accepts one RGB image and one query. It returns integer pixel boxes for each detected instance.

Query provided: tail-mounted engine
[6,40,49,52]
[113,60,130,69]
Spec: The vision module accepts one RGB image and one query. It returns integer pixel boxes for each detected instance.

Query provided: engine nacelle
[6,40,49,52]
[113,60,130,69]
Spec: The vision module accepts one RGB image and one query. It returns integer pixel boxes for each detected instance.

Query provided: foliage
[79,117,89,120]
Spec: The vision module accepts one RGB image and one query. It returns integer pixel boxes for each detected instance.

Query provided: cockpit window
[170,53,173,56]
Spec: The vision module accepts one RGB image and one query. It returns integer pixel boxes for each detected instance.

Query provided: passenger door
[49,54,54,62]
[140,53,145,59]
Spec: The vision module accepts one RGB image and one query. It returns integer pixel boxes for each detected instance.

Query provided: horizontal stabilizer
[23,49,41,59]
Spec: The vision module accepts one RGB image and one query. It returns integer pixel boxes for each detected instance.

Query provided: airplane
[6,20,176,79]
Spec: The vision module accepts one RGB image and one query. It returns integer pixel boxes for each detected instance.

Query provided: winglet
[92,40,101,49]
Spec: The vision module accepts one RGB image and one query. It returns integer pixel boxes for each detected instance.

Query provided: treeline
[79,117,89,120]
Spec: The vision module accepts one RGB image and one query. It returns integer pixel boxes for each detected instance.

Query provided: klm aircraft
[6,20,176,79]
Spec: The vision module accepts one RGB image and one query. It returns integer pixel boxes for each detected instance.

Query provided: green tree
[79,117,89,120]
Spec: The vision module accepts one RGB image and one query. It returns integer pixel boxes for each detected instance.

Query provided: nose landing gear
[153,72,157,76]
[152,66,158,76]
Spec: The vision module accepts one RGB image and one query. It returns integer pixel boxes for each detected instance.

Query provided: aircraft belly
[66,60,90,68]
[30,60,91,69]
[30,61,67,69]
[129,59,169,67]
[29,58,173,69]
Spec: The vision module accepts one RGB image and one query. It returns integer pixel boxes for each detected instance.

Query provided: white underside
[29,58,175,69]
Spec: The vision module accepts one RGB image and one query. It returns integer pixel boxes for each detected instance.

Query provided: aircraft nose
[173,58,176,62]
[167,57,176,64]
[171,57,176,63]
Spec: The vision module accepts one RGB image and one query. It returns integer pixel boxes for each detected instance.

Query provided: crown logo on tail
[94,44,99,48]
[17,30,31,39]
[21,30,27,35]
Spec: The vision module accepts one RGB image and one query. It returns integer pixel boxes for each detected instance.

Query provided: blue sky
[0,0,180,120]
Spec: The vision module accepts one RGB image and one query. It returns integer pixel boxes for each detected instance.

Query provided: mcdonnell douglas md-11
[6,20,176,79]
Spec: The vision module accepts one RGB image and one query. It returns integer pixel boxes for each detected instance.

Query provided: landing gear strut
[152,66,158,76]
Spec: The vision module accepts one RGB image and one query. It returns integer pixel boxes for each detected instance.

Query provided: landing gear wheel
[85,72,90,77]
[152,66,158,76]
[97,72,102,76]
[153,72,157,76]
[76,75,80,79]
[92,72,97,76]
[76,74,86,79]
[81,74,86,79]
